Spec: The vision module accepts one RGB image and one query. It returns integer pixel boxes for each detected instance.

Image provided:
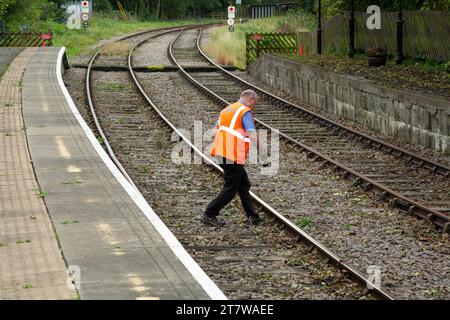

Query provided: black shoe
[247,214,262,226]
[200,214,225,227]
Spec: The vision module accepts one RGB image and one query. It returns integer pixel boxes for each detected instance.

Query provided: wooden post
[317,0,322,54]
[348,0,355,58]
[395,0,404,64]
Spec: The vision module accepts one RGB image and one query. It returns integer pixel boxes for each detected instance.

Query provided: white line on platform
[56,47,227,300]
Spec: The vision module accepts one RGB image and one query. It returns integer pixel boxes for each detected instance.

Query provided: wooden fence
[0,32,53,47]
[246,32,297,64]
[195,9,249,20]
[297,11,450,62]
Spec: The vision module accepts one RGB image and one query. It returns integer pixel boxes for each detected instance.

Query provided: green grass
[117,116,125,124]
[22,283,33,289]
[97,136,105,145]
[146,65,165,71]
[101,81,125,90]
[61,219,79,225]
[203,15,312,69]
[16,239,32,244]
[33,188,47,199]
[138,165,151,174]
[40,15,216,57]
[295,216,314,228]
[61,179,83,185]
[155,130,167,148]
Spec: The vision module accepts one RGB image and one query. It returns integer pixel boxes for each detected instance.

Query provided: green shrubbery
[40,15,210,56]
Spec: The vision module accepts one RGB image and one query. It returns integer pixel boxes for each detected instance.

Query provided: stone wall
[248,54,450,155]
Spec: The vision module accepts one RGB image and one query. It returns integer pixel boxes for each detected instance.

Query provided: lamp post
[317,0,322,54]
[394,0,404,64]
[348,0,355,57]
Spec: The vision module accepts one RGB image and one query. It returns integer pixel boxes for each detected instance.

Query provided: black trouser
[204,157,256,218]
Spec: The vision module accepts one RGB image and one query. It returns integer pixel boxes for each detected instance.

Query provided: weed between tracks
[101,42,132,56]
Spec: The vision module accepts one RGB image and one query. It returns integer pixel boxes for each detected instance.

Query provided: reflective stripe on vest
[229,105,248,129]
[218,125,251,142]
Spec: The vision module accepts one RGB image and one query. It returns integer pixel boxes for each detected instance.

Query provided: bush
[94,0,113,14]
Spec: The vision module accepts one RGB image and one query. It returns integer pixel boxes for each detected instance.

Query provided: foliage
[94,0,113,14]
[320,0,449,12]
[0,0,14,18]
[0,0,47,31]
[40,15,212,56]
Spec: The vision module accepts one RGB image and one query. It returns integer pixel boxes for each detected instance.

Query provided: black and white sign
[227,18,234,26]
[229,25,234,32]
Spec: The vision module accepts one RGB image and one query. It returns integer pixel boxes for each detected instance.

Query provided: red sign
[228,6,235,12]
[41,33,52,40]
[253,34,264,41]
[82,1,89,7]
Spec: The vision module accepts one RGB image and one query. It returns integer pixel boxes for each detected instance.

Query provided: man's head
[240,89,259,109]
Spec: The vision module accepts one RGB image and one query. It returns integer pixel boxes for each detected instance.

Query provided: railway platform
[0,47,225,300]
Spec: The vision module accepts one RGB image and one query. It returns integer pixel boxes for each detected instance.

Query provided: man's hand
[262,161,270,167]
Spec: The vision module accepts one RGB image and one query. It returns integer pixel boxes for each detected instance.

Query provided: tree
[0,0,48,31]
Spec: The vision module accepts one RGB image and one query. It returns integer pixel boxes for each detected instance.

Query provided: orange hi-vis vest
[211,102,252,165]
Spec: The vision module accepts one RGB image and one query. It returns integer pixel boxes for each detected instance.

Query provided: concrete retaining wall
[248,54,450,155]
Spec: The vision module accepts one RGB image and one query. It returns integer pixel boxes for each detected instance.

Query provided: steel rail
[196,29,450,178]
[181,28,450,233]
[126,28,395,300]
[86,49,138,190]
[85,25,213,189]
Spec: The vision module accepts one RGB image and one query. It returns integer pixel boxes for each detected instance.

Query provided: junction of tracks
[0,24,448,300]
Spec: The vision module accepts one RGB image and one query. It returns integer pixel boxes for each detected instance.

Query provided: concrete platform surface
[0,48,76,299]
[20,47,224,300]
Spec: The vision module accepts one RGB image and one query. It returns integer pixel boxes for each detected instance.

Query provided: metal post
[317,0,322,54]
[348,0,355,57]
[394,0,404,64]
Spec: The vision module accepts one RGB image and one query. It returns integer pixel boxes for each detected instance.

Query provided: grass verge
[203,15,311,69]
[40,15,216,57]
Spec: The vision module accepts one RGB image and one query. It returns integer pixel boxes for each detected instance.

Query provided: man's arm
[242,111,268,164]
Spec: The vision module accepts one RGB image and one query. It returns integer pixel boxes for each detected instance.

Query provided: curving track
[168,28,450,233]
[81,25,393,299]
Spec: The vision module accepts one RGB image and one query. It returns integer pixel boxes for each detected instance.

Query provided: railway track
[169,28,450,233]
[82,25,393,299]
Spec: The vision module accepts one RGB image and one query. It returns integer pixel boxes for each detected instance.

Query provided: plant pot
[367,55,387,67]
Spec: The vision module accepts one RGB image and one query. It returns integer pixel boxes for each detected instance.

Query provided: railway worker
[201,89,268,228]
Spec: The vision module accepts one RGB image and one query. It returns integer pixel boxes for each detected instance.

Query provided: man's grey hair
[240,89,258,100]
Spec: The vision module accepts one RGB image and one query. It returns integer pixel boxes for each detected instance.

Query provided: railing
[0,32,53,47]
[246,32,297,65]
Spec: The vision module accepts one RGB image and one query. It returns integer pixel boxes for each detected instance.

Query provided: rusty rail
[192,27,450,233]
